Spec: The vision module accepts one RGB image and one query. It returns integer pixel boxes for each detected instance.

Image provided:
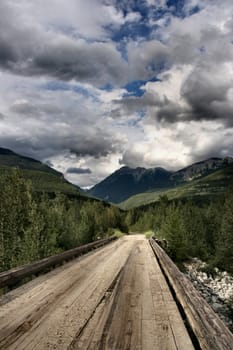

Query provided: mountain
[88,166,173,203]
[0,147,82,196]
[121,162,233,209]
[171,157,233,183]
[88,157,233,204]
[0,147,62,175]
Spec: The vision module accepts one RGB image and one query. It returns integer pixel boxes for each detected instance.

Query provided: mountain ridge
[88,165,173,203]
[0,147,82,196]
[88,157,233,203]
[0,147,62,175]
[120,162,233,209]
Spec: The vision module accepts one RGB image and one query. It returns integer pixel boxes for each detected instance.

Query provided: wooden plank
[149,238,233,350]
[144,241,194,350]
[0,236,117,289]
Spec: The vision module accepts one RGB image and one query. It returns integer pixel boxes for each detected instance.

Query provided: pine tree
[160,203,187,262]
[215,188,233,273]
[0,169,34,270]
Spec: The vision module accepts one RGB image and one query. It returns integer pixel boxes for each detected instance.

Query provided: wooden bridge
[0,235,232,349]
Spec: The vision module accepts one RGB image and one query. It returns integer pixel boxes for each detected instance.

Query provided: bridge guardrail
[0,235,117,289]
[149,238,233,350]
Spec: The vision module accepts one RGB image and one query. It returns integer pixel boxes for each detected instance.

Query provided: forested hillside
[0,169,126,272]
[121,163,233,209]
[1,156,233,277]
[89,158,233,204]
[125,188,233,274]
[0,147,82,195]
[88,166,173,203]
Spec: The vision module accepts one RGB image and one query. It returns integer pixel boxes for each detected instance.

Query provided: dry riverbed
[184,258,233,332]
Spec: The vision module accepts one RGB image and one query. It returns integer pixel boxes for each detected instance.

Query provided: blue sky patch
[166,0,200,17]
[108,21,152,42]
[100,83,114,92]
[124,80,145,97]
[123,77,159,97]
[115,0,149,18]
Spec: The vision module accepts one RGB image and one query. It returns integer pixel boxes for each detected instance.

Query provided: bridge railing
[0,235,117,290]
[149,238,233,350]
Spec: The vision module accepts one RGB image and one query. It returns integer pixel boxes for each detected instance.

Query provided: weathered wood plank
[0,236,117,289]
[149,238,233,350]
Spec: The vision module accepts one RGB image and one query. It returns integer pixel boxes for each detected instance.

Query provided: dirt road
[0,235,194,350]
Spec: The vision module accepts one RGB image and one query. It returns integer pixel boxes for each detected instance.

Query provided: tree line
[126,189,233,274]
[1,168,232,275]
[0,169,126,272]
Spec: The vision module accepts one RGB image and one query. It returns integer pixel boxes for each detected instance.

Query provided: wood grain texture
[0,235,194,349]
[149,238,233,350]
[0,236,117,289]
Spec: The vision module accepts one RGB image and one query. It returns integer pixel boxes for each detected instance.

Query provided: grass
[144,230,154,239]
[112,229,125,238]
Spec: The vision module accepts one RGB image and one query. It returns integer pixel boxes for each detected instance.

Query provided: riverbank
[184,258,233,332]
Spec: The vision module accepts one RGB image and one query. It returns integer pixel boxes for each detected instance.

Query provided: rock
[184,260,233,330]
[212,303,222,312]
[211,295,218,303]
[202,272,208,280]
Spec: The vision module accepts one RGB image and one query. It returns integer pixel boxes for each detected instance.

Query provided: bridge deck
[0,235,194,350]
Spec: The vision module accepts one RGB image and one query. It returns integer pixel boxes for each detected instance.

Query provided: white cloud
[127,40,169,80]
[120,120,233,170]
[145,65,192,105]
[1,0,233,187]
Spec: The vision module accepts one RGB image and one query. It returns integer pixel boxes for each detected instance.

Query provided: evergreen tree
[215,188,233,272]
[0,169,34,270]
[160,204,187,262]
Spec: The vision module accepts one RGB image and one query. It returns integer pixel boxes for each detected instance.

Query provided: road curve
[0,235,194,350]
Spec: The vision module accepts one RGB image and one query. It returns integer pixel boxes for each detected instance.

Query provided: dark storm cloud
[3,83,124,163]
[112,91,158,115]
[0,123,122,161]
[156,99,184,123]
[66,167,92,174]
[0,40,16,66]
[28,40,127,85]
[68,132,118,158]
[0,2,127,86]
[112,60,233,126]
[112,90,184,123]
[6,40,127,86]
[181,64,233,126]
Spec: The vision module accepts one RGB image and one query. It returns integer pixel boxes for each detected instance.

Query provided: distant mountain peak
[88,165,173,203]
[88,157,233,204]
[172,157,233,182]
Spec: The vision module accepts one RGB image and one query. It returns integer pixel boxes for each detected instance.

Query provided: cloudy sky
[0,0,233,187]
